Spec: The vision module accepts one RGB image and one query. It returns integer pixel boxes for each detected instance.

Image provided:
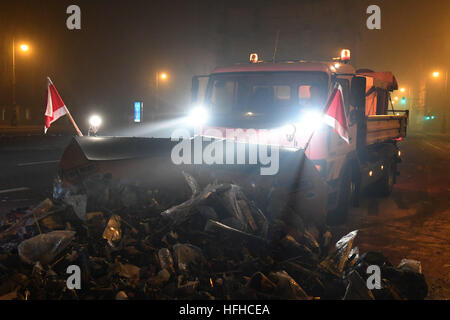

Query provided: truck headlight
[299,110,324,132]
[88,115,102,136]
[187,106,209,125]
[89,115,102,128]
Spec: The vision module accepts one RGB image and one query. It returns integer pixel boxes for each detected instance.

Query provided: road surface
[338,131,450,299]
[0,131,449,299]
[0,135,72,215]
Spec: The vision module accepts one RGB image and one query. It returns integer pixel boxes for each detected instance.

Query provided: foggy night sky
[0,0,449,131]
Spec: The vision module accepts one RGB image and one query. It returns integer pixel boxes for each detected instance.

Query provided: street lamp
[12,39,31,106]
[154,72,168,120]
[431,70,448,94]
[11,39,31,126]
[431,70,447,89]
[20,44,29,52]
[429,70,448,133]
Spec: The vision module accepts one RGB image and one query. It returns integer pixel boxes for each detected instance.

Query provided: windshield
[205,72,329,116]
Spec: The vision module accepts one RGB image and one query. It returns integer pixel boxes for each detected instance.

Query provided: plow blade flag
[323,84,350,143]
[44,77,82,136]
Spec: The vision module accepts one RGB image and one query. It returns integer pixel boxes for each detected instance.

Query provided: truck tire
[327,167,355,225]
[377,161,396,197]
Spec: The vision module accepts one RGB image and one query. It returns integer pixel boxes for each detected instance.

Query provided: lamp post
[432,70,448,95]
[431,70,448,133]
[154,72,167,120]
[12,38,16,107]
[11,39,30,126]
[12,39,30,106]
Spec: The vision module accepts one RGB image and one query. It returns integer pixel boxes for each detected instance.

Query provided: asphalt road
[0,135,72,215]
[0,131,449,299]
[338,131,450,299]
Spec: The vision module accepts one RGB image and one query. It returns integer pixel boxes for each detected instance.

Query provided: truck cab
[190,50,407,223]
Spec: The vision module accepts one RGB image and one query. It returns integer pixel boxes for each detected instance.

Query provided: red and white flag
[44,77,68,133]
[44,77,82,136]
[323,84,350,143]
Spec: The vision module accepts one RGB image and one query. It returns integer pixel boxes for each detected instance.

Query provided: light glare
[20,44,29,52]
[299,110,324,132]
[187,107,208,126]
[89,115,102,127]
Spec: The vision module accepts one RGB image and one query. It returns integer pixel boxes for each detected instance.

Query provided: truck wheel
[377,161,396,197]
[327,167,353,225]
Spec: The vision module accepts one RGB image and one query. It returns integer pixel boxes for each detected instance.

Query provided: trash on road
[102,215,122,247]
[63,194,87,221]
[17,230,76,265]
[0,173,429,300]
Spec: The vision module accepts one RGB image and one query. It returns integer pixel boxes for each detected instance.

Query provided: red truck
[58,49,408,226]
[187,49,408,223]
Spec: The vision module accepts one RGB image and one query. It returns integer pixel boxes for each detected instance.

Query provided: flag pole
[64,106,83,137]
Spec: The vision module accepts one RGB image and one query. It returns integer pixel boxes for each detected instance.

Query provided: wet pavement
[337,131,450,299]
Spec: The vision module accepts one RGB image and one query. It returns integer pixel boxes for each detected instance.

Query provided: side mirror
[351,76,366,110]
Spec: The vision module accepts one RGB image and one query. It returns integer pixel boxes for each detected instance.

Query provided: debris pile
[0,172,428,300]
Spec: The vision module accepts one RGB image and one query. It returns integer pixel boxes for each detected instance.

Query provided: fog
[0,0,448,132]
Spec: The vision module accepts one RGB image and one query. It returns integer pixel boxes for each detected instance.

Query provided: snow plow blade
[56,136,327,226]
